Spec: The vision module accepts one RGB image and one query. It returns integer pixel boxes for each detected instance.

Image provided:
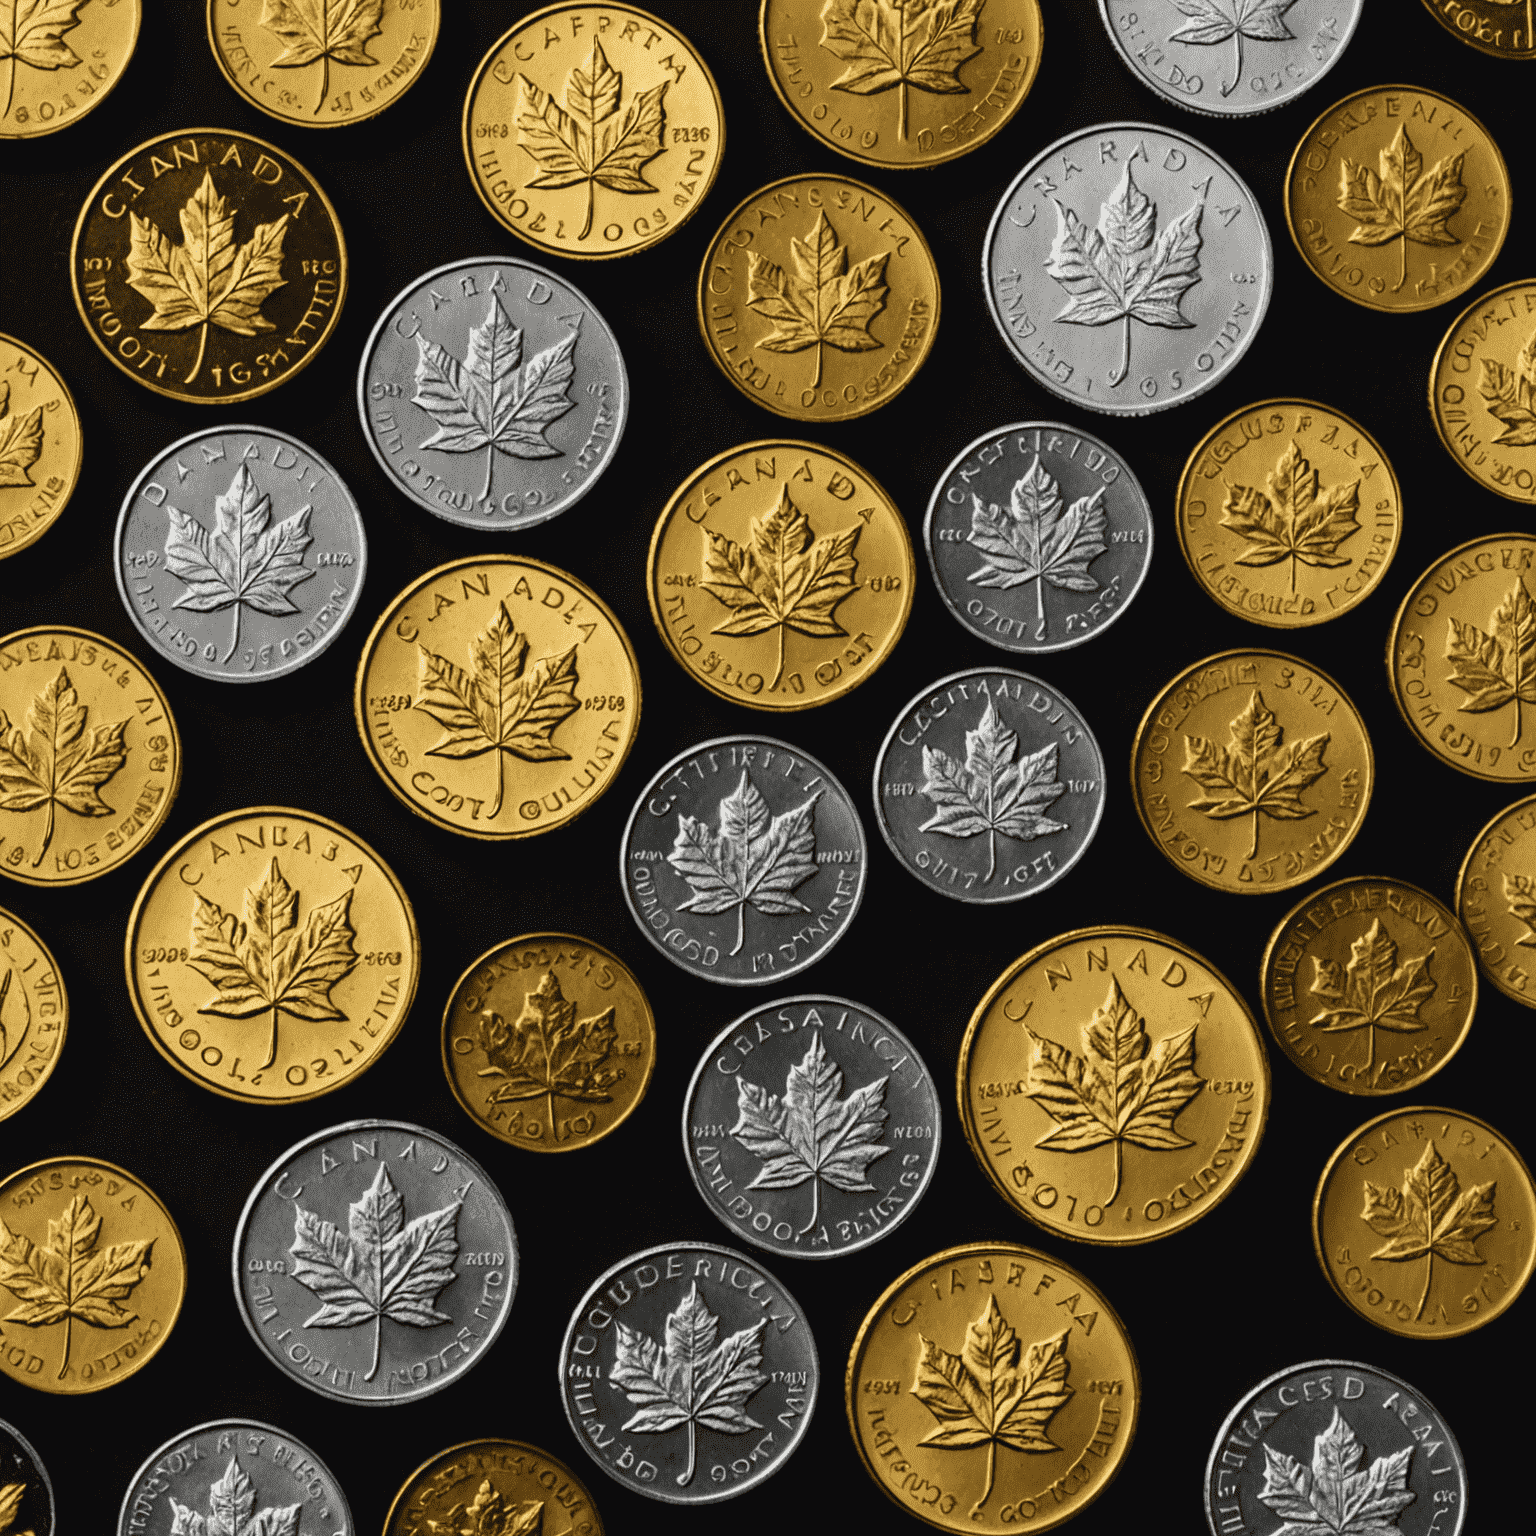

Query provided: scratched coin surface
[1456,792,1536,1009]
[984,122,1271,416]
[125,807,420,1105]
[621,735,867,986]
[0,0,138,139]
[384,1439,605,1536]
[0,335,82,561]
[233,1119,518,1405]
[846,1241,1138,1534]
[558,1240,818,1502]
[358,256,628,531]
[0,1418,52,1535]
[1420,0,1536,56]
[0,908,66,1122]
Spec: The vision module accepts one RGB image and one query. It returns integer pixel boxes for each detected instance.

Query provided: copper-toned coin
[385,1439,604,1536]
[1420,0,1536,57]
[0,0,138,139]
[1456,791,1536,1008]
[0,336,82,561]
[0,909,66,1122]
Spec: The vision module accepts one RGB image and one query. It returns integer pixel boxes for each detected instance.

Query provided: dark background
[0,0,1529,1530]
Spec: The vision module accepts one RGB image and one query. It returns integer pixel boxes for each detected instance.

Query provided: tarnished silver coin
[558,1240,818,1503]
[358,256,628,531]
[1205,1360,1467,1536]
[232,1118,518,1405]
[0,1418,52,1536]
[621,736,867,987]
[874,667,1106,904]
[984,122,1272,416]
[924,421,1153,653]
[114,426,366,683]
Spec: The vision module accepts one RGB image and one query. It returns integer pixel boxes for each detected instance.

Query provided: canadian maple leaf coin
[1456,790,1536,1008]
[383,1439,606,1536]
[0,335,81,561]
[0,0,137,138]
[0,907,66,1123]
[0,1419,51,1536]
[1419,0,1536,54]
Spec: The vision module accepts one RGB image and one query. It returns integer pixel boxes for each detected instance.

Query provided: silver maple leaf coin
[1204,1360,1467,1536]
[231,1118,517,1405]
[0,1418,52,1536]
[620,735,868,986]
[559,1240,818,1503]
[924,421,1153,653]
[357,256,628,530]
[984,122,1272,416]
[114,426,366,683]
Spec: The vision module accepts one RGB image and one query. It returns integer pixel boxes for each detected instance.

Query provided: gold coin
[354,555,641,840]
[463,2,724,260]
[0,627,180,888]
[1285,85,1510,313]
[0,1155,184,1393]
[845,1241,1137,1533]
[1131,648,1373,893]
[1312,1105,1535,1338]
[1175,399,1402,628]
[758,0,1041,169]
[1455,791,1536,1008]
[124,806,420,1105]
[0,909,65,1121]
[0,0,138,138]
[384,1439,605,1536]
[443,932,655,1152]
[1260,877,1477,1095]
[1419,0,1536,58]
[0,335,82,561]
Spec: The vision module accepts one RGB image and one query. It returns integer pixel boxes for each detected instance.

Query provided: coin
[0,336,82,561]
[1312,1107,1534,1339]
[621,735,867,985]
[0,1155,185,1394]
[0,909,66,1122]
[355,555,641,840]
[0,0,138,139]
[558,1240,818,1502]
[0,626,181,888]
[846,1241,1138,1533]
[1456,792,1536,1008]
[984,122,1271,416]
[443,932,656,1153]
[1285,86,1509,314]
[1176,400,1401,627]
[1420,0,1535,56]
[124,806,419,1105]
[384,1440,604,1536]
[464,3,725,261]
[697,175,940,423]
[1131,648,1373,893]
[0,1418,52,1536]
[357,257,629,531]
[233,1119,518,1404]
[647,441,913,709]
[71,129,347,404]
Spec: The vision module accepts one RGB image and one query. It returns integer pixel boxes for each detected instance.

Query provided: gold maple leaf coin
[1417,0,1536,57]
[0,0,139,139]
[1455,790,1536,1008]
[0,907,66,1123]
[0,334,81,562]
[384,1440,606,1536]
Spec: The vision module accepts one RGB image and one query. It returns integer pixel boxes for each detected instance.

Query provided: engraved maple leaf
[0,0,87,121]
[0,383,43,489]
[1168,0,1298,99]
[1444,576,1536,746]
[169,1455,300,1536]
[1309,918,1435,1076]
[1503,871,1536,947]
[0,1481,26,1536]
[1479,325,1536,448]
[1258,1408,1415,1536]
[424,1481,549,1536]
[1220,441,1361,595]
[261,0,384,115]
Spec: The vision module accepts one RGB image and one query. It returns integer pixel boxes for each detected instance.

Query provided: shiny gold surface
[0,0,139,138]
[0,335,82,561]
[0,909,65,1122]
[384,1439,605,1536]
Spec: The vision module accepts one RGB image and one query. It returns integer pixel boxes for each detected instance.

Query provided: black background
[0,0,1529,1530]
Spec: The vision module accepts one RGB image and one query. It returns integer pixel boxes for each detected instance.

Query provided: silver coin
[558,1240,818,1504]
[114,425,367,683]
[0,1418,52,1536]
[231,1118,518,1406]
[1204,1359,1467,1536]
[923,421,1153,654]
[621,735,867,986]
[984,122,1272,416]
[357,256,628,530]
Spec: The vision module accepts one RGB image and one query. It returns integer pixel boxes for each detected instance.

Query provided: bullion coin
[0,908,66,1121]
[0,335,82,560]
[0,0,138,138]
[1420,0,1536,55]
[384,1440,605,1536]
[0,1418,51,1535]
[1457,792,1536,1008]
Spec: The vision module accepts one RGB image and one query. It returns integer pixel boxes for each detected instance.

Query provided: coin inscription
[0,909,66,1121]
[384,1439,604,1536]
[0,335,82,561]
[0,0,139,138]
[1457,791,1536,1007]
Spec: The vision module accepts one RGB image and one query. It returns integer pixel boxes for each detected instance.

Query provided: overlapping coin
[1457,791,1536,1007]
[0,335,81,561]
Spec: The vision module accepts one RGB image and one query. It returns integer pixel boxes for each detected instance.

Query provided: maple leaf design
[0,1482,26,1536]
[1258,1408,1415,1536]
[261,0,384,115]
[0,382,42,489]
[1220,441,1360,595]
[1503,872,1536,947]
[424,1482,545,1536]
[0,0,86,121]
[1444,576,1536,747]
[1168,0,1298,98]
[168,1456,300,1536]
[1479,325,1536,448]
[1308,918,1435,1075]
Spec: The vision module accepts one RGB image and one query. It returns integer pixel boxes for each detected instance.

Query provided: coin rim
[0,1415,53,1535]
[0,0,140,141]
[0,905,68,1123]
[1416,0,1534,59]
[0,332,83,561]
[1454,790,1536,1008]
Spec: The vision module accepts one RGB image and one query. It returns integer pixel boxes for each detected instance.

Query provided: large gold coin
[1456,792,1536,1008]
[697,174,940,423]
[0,627,180,887]
[1420,0,1536,58]
[0,909,65,1121]
[647,441,913,709]
[1175,400,1401,628]
[385,1439,605,1536]
[846,1241,1137,1532]
[125,807,419,1104]
[1312,1106,1535,1338]
[958,927,1270,1246]
[0,0,138,138]
[0,335,82,561]
[0,1156,184,1393]
[1285,86,1509,313]
[1131,649,1373,894]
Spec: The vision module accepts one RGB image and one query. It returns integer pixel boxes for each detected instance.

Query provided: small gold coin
[443,932,655,1153]
[355,555,641,840]
[0,0,138,138]
[1175,399,1401,628]
[0,336,82,561]
[1420,0,1536,58]
[647,441,914,709]
[1131,649,1373,894]
[697,174,940,423]
[125,806,419,1104]
[0,909,65,1121]
[758,0,1041,170]
[0,1155,184,1393]
[0,627,180,888]
[1455,792,1536,1008]
[463,2,724,260]
[385,1439,605,1536]
[1285,85,1509,313]
[846,1241,1137,1532]
[1312,1106,1535,1338]
[1260,877,1476,1095]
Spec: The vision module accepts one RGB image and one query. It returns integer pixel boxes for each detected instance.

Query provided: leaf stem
[186,322,209,385]
[490,750,506,819]
[731,900,746,958]
[366,1311,382,1382]
[678,1419,696,1487]
[481,442,495,503]
[1249,808,1259,861]
[316,53,329,116]
[1108,315,1131,388]
[1036,572,1046,630]
[771,623,787,691]
[798,1176,821,1237]
[1104,1138,1123,1207]
[1416,1252,1434,1322]
[811,339,823,391]
[1393,234,1408,295]
[986,829,996,883]
[222,600,243,664]
[969,1440,996,1518]
[580,178,596,241]
[31,798,54,868]
[261,1005,279,1071]
[58,1310,71,1381]
[1222,29,1242,98]
[1,58,14,121]
[898,80,908,142]
[1514,697,1523,748]
[548,1090,557,1141]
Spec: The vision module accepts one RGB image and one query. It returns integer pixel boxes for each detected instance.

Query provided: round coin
[0,1418,52,1535]
[1420,0,1535,57]
[647,441,913,709]
[125,807,419,1105]
[0,908,66,1121]
[233,1119,518,1404]
[0,0,138,139]
[1312,1107,1535,1338]
[959,927,1270,1245]
[463,3,725,261]
[385,1440,604,1536]
[846,1241,1138,1533]
[0,336,82,561]
[1456,792,1536,1008]
[71,129,347,404]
